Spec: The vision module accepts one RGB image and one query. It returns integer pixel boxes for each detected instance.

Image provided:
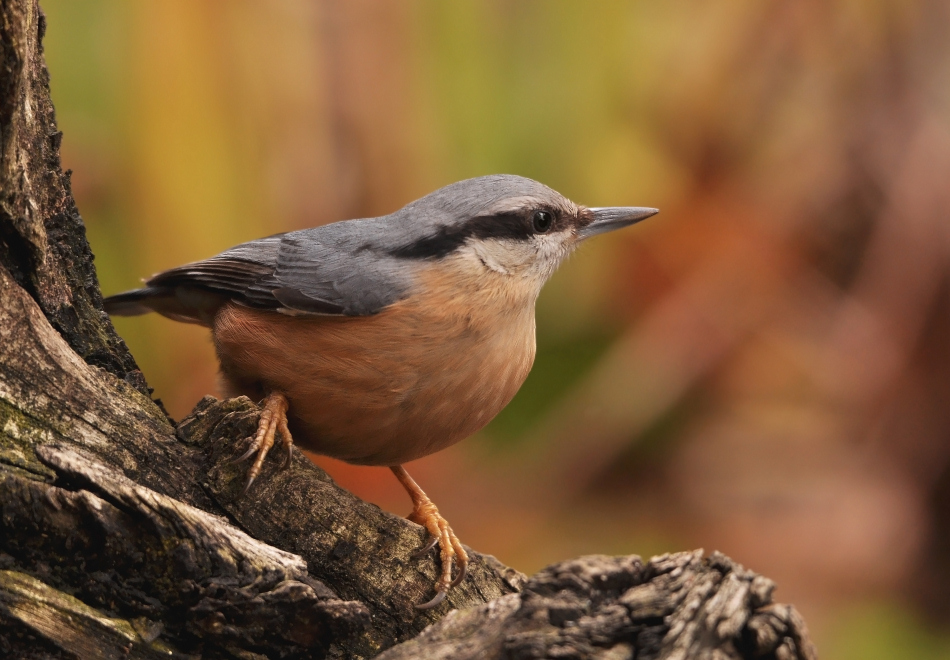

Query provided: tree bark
[0,1,817,658]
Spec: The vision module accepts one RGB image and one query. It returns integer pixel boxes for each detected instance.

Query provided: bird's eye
[533,210,554,233]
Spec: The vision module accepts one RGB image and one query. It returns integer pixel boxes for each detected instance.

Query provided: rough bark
[375,552,815,660]
[1,442,369,658]
[0,1,817,658]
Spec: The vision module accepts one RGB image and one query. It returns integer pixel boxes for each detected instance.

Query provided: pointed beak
[578,207,658,240]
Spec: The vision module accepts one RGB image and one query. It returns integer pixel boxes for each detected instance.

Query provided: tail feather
[103,287,167,317]
[103,285,225,326]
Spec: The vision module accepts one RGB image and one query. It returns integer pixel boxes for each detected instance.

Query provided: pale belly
[212,300,536,465]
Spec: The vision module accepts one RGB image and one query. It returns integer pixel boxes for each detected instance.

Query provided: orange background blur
[43,2,950,657]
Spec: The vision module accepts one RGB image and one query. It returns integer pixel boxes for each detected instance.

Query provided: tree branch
[0,1,817,658]
[376,552,816,660]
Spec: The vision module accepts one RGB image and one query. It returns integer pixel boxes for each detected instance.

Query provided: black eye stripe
[390,209,566,259]
[468,212,535,241]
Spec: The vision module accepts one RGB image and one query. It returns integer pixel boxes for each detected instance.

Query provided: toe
[450,556,468,588]
[278,416,294,470]
[448,532,469,587]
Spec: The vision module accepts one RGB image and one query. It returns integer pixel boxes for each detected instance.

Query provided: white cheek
[529,233,573,280]
[467,241,513,274]
[477,240,538,274]
[465,234,572,281]
[535,233,568,260]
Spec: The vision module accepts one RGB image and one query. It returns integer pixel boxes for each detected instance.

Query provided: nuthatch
[104,174,657,608]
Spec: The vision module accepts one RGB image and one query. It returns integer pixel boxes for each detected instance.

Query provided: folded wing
[104,222,414,324]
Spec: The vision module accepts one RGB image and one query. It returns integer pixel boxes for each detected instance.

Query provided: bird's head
[389,175,657,299]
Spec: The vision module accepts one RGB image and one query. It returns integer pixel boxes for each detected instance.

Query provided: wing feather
[141,225,412,317]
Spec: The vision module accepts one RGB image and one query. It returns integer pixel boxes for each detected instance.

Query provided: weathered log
[0,0,818,658]
[1,442,369,658]
[376,552,816,660]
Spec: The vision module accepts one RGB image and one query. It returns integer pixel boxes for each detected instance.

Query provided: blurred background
[41,1,950,656]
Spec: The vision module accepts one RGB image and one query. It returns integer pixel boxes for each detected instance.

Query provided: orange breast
[211,262,536,465]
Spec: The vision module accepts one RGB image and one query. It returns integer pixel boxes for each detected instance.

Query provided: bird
[103,174,657,609]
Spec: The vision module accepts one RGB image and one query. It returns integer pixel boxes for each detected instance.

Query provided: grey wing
[141,234,290,308]
[142,223,412,317]
[267,222,413,316]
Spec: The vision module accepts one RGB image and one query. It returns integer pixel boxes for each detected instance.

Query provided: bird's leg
[390,465,469,609]
[232,391,294,493]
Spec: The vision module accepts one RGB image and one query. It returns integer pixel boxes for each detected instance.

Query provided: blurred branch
[516,220,780,504]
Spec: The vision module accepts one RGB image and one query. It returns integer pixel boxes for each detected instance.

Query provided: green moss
[0,399,59,480]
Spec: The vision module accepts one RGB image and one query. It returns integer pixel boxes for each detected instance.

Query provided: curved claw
[241,474,257,496]
[412,534,440,559]
[414,590,447,610]
[230,439,259,464]
[449,560,468,589]
[280,444,293,470]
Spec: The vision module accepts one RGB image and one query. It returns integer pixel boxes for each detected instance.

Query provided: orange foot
[232,391,293,493]
[390,465,469,609]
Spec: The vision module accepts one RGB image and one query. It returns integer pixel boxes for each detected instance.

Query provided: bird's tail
[103,287,167,317]
[104,286,222,326]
